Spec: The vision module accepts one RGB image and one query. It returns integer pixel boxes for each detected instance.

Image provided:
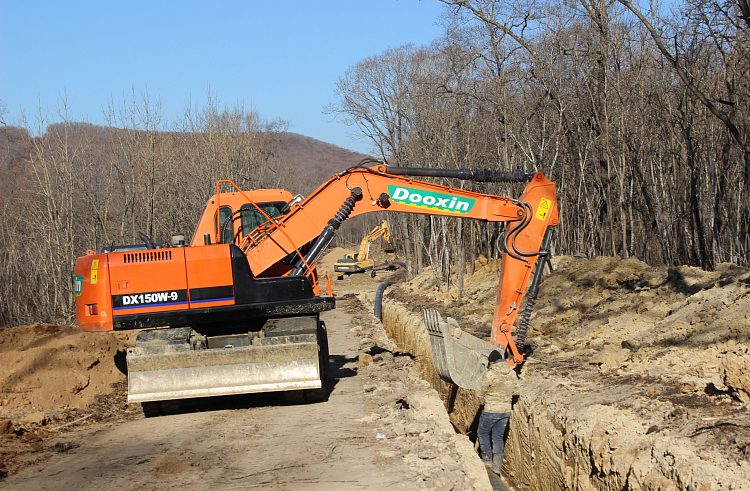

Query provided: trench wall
[373,295,482,435]
[374,297,723,491]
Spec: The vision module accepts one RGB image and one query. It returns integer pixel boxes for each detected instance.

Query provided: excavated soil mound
[379,255,750,489]
[0,324,129,416]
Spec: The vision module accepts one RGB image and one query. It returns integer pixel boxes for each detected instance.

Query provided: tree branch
[616,0,748,150]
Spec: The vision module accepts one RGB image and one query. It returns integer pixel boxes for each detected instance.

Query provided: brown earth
[0,247,490,490]
[377,254,750,490]
[0,324,137,416]
[4,246,747,489]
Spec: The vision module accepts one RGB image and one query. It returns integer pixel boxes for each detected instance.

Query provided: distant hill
[0,126,32,175]
[0,125,372,195]
[274,132,371,192]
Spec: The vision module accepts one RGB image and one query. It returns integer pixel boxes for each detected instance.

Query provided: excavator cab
[239,202,286,235]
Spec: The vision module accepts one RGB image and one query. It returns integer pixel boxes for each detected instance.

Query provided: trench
[355,257,750,491]
[368,295,521,490]
[369,295,641,491]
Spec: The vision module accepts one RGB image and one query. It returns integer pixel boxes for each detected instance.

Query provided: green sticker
[388,185,475,214]
[74,275,84,296]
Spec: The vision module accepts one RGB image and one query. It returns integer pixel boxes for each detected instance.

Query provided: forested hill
[0,126,33,177]
[274,131,371,191]
[0,125,370,194]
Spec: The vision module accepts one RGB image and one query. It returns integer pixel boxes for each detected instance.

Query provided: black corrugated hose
[374,281,397,320]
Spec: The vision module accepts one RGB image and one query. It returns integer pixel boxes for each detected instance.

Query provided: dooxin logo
[388,185,475,214]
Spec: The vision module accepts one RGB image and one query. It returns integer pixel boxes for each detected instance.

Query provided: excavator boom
[357,219,391,263]
[234,163,557,363]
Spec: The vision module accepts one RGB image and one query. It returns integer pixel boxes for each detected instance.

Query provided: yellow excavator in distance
[334,219,394,275]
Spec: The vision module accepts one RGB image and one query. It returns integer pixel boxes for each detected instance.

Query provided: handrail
[214,180,316,282]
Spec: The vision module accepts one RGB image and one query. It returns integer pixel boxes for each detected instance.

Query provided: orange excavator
[74,159,558,413]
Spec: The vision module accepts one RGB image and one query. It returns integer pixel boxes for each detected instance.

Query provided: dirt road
[1,257,490,490]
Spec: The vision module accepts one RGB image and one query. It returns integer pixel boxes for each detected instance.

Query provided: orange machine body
[75,189,327,332]
[76,245,237,331]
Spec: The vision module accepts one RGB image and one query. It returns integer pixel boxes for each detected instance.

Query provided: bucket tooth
[422,309,498,389]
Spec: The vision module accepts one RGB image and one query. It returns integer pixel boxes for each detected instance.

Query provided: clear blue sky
[0,0,446,154]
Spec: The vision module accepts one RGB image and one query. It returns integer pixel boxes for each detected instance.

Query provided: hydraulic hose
[383,166,532,183]
[219,209,244,244]
[503,200,532,262]
[515,228,555,348]
[290,188,362,276]
[330,189,361,228]
[374,281,397,320]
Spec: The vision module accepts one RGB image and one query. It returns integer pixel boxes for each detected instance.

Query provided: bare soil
[380,254,750,489]
[0,247,490,490]
[6,244,747,489]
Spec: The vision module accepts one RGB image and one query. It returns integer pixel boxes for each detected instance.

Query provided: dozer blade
[423,309,499,389]
[126,328,323,403]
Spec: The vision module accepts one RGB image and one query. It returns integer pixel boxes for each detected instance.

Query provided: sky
[0,0,446,154]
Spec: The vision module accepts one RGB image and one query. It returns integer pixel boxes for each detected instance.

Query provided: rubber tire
[303,388,327,403]
[284,390,305,405]
[141,400,183,417]
[318,321,330,383]
[284,388,327,405]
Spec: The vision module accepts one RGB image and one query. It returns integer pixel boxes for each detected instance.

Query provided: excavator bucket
[423,309,500,389]
[126,318,328,403]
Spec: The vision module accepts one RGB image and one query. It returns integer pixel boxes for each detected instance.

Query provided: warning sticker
[74,275,83,296]
[535,198,552,221]
[90,259,99,285]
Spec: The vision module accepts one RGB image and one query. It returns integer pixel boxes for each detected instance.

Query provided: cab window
[215,206,234,244]
[240,201,286,235]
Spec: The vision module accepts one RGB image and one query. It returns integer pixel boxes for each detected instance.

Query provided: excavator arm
[332,219,393,275]
[357,220,391,263]
[220,161,558,367]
